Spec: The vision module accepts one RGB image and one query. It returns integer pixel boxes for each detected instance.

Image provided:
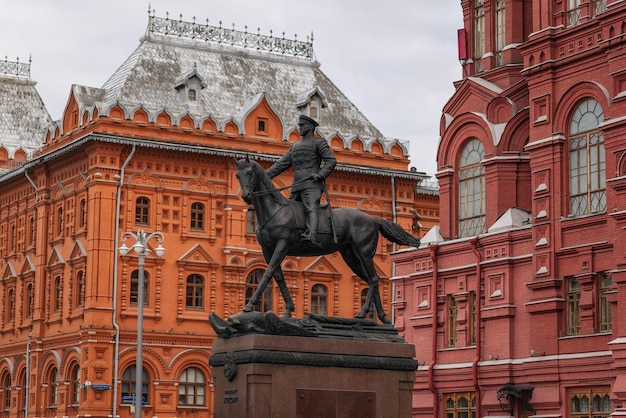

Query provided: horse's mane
[250,160,290,205]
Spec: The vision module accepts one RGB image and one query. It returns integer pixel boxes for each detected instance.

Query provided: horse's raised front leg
[262,247,294,318]
[244,241,290,314]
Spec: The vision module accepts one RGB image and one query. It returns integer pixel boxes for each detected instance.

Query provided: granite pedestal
[209,331,417,418]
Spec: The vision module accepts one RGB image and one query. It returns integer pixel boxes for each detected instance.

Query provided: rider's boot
[303,211,322,248]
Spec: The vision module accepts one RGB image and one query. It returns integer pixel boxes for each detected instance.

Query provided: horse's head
[234,156,257,204]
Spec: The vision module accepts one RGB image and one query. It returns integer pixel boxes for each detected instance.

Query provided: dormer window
[175,63,206,105]
[296,86,327,125]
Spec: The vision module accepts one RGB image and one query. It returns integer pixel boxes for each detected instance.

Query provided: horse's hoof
[282,311,292,318]
[242,306,253,313]
[355,312,366,319]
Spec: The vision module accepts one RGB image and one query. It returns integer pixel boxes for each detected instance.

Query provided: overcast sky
[1,1,463,176]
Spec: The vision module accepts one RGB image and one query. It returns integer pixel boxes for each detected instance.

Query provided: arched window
[245,269,272,312]
[569,98,605,216]
[16,369,25,412]
[69,363,80,405]
[190,202,205,231]
[360,289,374,319]
[76,271,85,308]
[47,366,58,407]
[186,274,204,309]
[458,138,485,238]
[474,0,485,72]
[135,197,150,225]
[1,371,11,411]
[121,365,149,405]
[130,270,149,306]
[178,367,206,406]
[57,207,63,236]
[54,276,62,312]
[310,284,327,315]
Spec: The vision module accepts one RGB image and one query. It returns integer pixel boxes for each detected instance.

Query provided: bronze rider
[266,115,337,247]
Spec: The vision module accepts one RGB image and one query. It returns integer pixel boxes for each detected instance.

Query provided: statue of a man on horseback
[266,115,336,248]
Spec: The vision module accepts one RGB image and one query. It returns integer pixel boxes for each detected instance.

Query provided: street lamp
[118,229,165,418]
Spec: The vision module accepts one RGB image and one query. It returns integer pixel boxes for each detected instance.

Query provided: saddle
[290,202,333,235]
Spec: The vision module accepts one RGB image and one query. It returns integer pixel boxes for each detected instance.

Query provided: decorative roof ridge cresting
[147,12,315,60]
[0,56,31,78]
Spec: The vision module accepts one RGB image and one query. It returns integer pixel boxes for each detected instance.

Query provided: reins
[250,177,310,197]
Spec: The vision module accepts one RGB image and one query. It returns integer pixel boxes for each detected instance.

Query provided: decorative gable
[177,244,218,267]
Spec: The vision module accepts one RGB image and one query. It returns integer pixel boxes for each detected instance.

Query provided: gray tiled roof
[92,23,386,141]
[0,74,51,156]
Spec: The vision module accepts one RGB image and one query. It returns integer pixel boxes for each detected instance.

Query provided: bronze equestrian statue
[234,155,420,324]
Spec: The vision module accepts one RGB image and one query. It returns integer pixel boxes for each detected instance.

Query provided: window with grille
[592,0,607,16]
[178,367,206,406]
[135,197,150,225]
[570,388,610,417]
[569,99,605,216]
[568,0,581,26]
[190,202,205,230]
[311,284,328,315]
[245,269,272,312]
[445,392,476,418]
[567,277,581,335]
[186,274,204,309]
[459,139,485,238]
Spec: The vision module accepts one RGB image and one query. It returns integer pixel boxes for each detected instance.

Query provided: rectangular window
[569,387,610,417]
[599,272,612,332]
[448,296,458,347]
[567,277,581,336]
[246,209,256,234]
[445,392,476,418]
[469,292,477,345]
[495,0,505,66]
[474,0,485,72]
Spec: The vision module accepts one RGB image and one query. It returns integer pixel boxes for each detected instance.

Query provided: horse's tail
[377,218,421,248]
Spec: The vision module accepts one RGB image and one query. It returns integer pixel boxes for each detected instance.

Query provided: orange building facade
[0,12,434,418]
[392,1,626,417]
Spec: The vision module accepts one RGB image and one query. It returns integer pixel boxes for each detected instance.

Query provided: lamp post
[118,229,165,418]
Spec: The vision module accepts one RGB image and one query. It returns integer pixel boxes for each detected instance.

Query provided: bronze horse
[235,157,421,323]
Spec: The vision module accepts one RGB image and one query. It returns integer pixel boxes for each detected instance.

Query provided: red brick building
[392,0,626,417]
[0,12,433,418]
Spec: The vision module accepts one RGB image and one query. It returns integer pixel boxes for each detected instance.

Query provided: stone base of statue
[208,312,417,418]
